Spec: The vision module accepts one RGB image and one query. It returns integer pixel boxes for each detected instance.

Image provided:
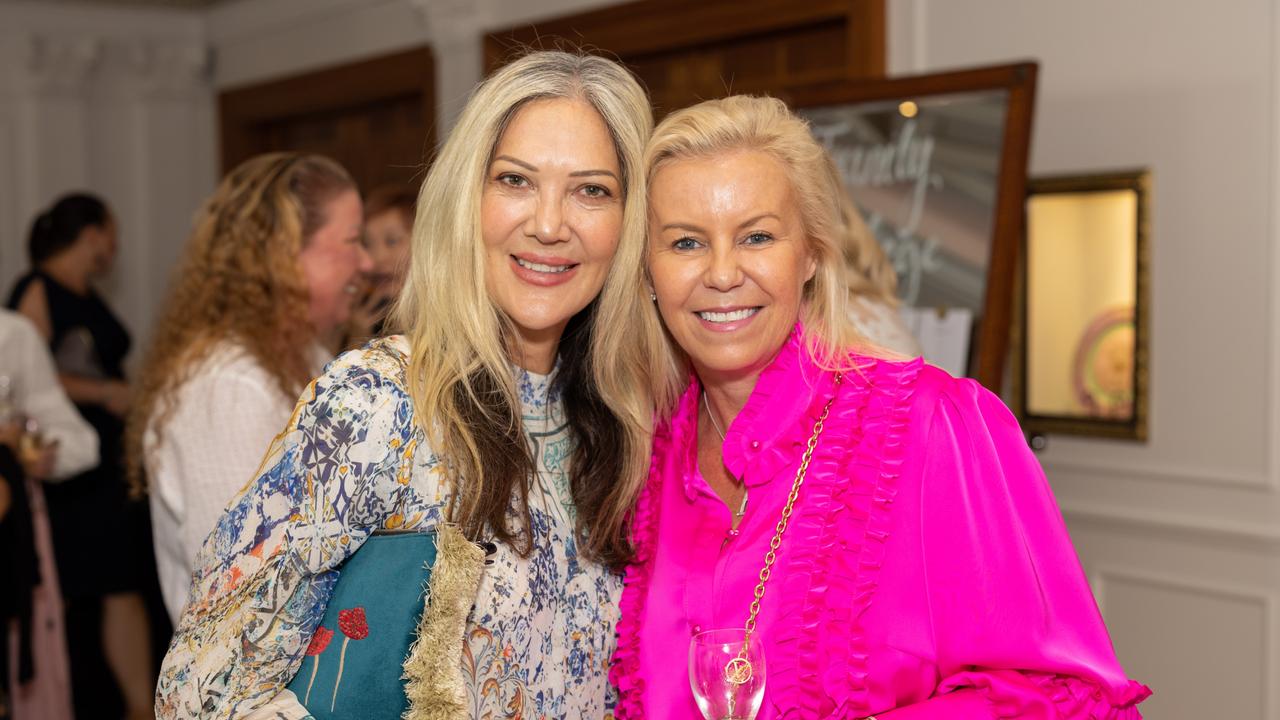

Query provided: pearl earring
[650,291,657,302]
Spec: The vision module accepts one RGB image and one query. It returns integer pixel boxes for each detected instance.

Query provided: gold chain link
[741,372,842,641]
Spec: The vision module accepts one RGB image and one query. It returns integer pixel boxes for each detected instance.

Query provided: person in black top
[8,193,161,720]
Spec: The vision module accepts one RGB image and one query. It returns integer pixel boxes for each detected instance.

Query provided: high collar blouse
[611,326,1149,719]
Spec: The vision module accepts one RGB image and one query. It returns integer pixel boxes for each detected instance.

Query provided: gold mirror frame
[1012,169,1151,441]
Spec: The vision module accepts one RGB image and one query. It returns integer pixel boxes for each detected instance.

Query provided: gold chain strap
[724,373,842,687]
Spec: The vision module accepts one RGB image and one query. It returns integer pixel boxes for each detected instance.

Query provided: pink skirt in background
[6,477,74,720]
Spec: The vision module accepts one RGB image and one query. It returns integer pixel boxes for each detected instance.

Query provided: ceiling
[11,0,233,8]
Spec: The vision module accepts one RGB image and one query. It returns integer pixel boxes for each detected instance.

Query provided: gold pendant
[723,656,753,685]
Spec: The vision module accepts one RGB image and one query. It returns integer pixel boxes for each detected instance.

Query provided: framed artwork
[787,62,1038,390]
[1014,170,1151,441]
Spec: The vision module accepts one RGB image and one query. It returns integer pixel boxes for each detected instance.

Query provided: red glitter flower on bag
[302,626,334,705]
[338,607,369,640]
[306,626,334,656]
[331,607,370,710]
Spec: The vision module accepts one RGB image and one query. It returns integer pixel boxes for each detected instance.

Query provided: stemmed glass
[689,628,766,720]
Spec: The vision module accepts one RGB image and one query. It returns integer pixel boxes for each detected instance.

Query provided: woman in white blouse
[1,307,97,720]
[126,153,372,623]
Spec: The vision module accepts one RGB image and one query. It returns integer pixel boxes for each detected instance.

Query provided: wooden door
[219,46,436,194]
[484,0,884,118]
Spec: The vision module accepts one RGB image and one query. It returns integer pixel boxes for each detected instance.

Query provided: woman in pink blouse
[610,96,1151,719]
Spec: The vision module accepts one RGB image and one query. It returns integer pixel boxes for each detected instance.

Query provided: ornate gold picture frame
[1014,170,1151,441]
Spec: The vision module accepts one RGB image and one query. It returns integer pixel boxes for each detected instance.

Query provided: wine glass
[689,628,766,720]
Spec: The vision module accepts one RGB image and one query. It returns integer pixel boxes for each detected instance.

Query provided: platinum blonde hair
[392,51,654,563]
[644,95,882,414]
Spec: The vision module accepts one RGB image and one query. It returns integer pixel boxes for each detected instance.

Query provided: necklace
[702,390,748,522]
[721,373,843,695]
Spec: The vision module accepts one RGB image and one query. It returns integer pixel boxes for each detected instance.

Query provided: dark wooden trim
[484,0,884,77]
[789,62,1038,392]
[218,45,436,173]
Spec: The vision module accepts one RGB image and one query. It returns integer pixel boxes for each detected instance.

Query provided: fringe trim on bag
[401,524,484,720]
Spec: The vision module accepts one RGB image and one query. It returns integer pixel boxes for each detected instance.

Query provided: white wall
[207,0,622,134]
[890,1,1280,717]
[0,0,217,357]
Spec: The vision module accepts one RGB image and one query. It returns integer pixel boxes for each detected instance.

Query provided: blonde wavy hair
[391,51,656,566]
[644,95,892,414]
[126,153,356,491]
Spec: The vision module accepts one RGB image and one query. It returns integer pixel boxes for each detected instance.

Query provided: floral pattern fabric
[155,336,621,719]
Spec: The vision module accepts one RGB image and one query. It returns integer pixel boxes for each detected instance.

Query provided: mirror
[788,62,1038,391]
[1015,170,1151,441]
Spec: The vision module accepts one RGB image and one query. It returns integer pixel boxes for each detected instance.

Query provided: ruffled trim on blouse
[612,323,925,719]
[766,352,922,717]
[611,380,699,719]
[942,669,1153,719]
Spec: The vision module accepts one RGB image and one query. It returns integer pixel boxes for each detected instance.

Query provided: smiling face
[364,208,412,295]
[298,189,372,334]
[647,150,816,384]
[480,97,624,372]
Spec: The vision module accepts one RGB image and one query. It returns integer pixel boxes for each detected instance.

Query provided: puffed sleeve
[8,312,98,479]
[154,350,416,719]
[882,378,1150,719]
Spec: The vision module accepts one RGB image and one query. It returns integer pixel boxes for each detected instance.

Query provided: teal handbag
[286,531,437,719]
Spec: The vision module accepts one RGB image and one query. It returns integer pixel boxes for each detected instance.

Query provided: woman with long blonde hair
[127,153,370,625]
[612,95,1147,719]
[154,50,654,719]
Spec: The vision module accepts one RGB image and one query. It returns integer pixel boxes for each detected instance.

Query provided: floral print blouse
[155,337,621,719]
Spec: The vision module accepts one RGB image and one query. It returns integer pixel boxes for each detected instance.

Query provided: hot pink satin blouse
[611,327,1150,719]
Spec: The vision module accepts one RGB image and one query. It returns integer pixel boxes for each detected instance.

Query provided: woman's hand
[0,421,21,452]
[19,438,58,480]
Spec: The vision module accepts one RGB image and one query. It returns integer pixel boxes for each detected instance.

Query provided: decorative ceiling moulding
[121,38,214,98]
[19,33,104,95]
[14,32,212,98]
[38,0,225,7]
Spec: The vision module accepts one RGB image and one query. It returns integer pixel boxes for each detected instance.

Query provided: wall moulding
[10,33,213,98]
[120,39,213,98]
[1044,458,1275,493]
[1062,502,1280,553]
[18,34,104,94]
[1090,565,1279,718]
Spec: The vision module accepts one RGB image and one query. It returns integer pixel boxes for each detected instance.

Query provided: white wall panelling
[1092,567,1275,719]
[0,2,215,358]
[890,2,1280,716]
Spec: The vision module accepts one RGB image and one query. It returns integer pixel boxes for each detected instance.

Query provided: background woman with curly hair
[126,153,371,624]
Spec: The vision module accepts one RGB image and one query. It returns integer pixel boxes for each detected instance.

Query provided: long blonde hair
[127,153,356,491]
[392,51,655,566]
[644,95,883,414]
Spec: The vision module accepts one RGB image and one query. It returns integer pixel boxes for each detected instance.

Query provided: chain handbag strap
[724,373,843,687]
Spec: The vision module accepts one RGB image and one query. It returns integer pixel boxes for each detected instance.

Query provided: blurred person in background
[341,183,416,348]
[6,193,158,720]
[125,153,370,625]
[0,307,99,720]
[841,195,922,358]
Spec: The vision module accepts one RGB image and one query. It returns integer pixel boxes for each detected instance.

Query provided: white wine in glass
[688,628,766,720]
